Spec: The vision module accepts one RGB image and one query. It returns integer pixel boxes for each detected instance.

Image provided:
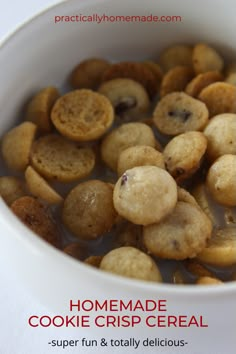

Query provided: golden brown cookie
[198,82,236,116]
[25,87,60,133]
[192,43,224,74]
[11,196,60,247]
[159,44,193,72]
[163,131,207,182]
[62,180,117,240]
[160,66,193,97]
[70,58,110,89]
[185,71,223,97]
[177,187,199,207]
[0,176,26,205]
[153,92,209,136]
[51,89,114,141]
[31,134,95,182]
[1,122,37,171]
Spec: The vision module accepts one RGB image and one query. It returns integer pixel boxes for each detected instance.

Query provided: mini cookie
[101,122,156,171]
[117,145,165,176]
[197,228,236,267]
[192,183,217,225]
[25,87,60,133]
[51,89,114,141]
[160,66,193,97]
[198,82,236,116]
[100,246,162,282]
[153,92,209,136]
[84,255,104,268]
[143,61,163,88]
[25,166,63,205]
[31,134,95,182]
[192,43,224,74]
[11,196,60,247]
[143,201,212,260]
[62,180,117,240]
[63,243,87,260]
[113,166,177,225]
[1,122,37,171]
[102,62,158,98]
[185,71,223,98]
[206,154,236,206]
[163,131,207,182]
[98,78,150,116]
[196,276,223,285]
[0,176,26,205]
[204,113,236,161]
[70,58,110,89]
[159,44,193,72]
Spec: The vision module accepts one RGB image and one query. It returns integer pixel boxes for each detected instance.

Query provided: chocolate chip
[115,97,137,115]
[121,173,128,186]
[168,109,192,121]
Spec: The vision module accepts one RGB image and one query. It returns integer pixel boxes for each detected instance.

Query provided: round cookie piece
[62,180,117,240]
[160,66,193,97]
[206,154,236,206]
[192,43,224,74]
[163,131,207,182]
[185,71,223,98]
[0,176,26,205]
[31,134,95,182]
[117,145,165,176]
[143,201,212,260]
[113,166,178,225]
[204,113,236,161]
[101,122,156,171]
[159,44,193,72]
[153,92,209,136]
[100,246,162,282]
[98,78,150,116]
[51,89,114,141]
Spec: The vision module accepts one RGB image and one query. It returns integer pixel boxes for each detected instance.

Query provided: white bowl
[0,0,235,348]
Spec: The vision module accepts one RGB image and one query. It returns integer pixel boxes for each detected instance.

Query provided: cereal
[70,58,110,89]
[206,154,236,206]
[84,255,104,268]
[63,243,87,260]
[192,183,217,225]
[143,201,212,260]
[100,246,162,282]
[51,89,114,141]
[160,66,193,97]
[192,43,224,74]
[198,82,236,116]
[117,145,165,176]
[1,122,37,171]
[113,166,177,225]
[102,61,158,98]
[25,87,60,133]
[62,180,117,240]
[0,176,26,205]
[31,134,95,182]
[185,71,223,98]
[98,78,150,116]
[101,122,156,171]
[163,131,207,182]
[159,44,193,72]
[11,196,60,247]
[196,276,223,285]
[197,228,236,267]
[204,113,236,161]
[153,92,209,136]
[25,166,63,205]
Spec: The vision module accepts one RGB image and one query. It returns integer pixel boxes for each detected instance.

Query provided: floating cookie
[204,113,236,161]
[51,89,114,141]
[160,66,193,97]
[198,82,236,116]
[159,44,193,72]
[101,122,156,171]
[11,196,60,247]
[98,78,150,116]
[100,246,162,282]
[25,86,60,133]
[153,92,209,136]
[163,131,207,182]
[191,183,217,225]
[70,58,110,89]
[0,176,26,205]
[117,145,165,176]
[62,180,117,240]
[143,201,212,260]
[25,166,63,205]
[192,43,224,74]
[196,276,223,285]
[1,122,37,171]
[113,166,177,225]
[185,71,223,97]
[31,134,95,182]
